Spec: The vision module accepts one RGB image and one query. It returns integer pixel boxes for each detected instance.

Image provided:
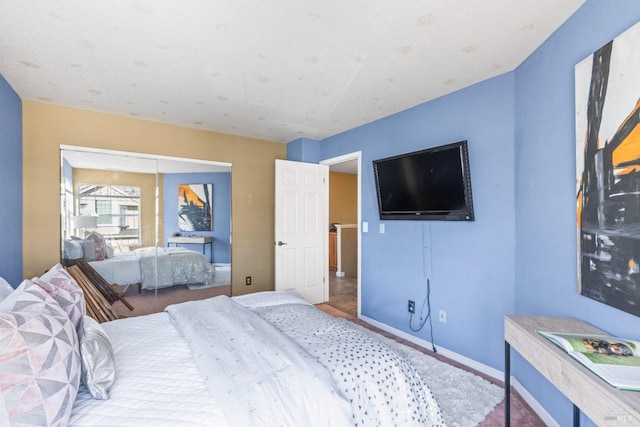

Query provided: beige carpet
[113,284,231,318]
[316,304,545,427]
[353,320,503,426]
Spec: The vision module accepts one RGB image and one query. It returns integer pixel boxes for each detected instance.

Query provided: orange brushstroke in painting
[179,185,204,208]
[612,99,640,175]
[577,131,588,229]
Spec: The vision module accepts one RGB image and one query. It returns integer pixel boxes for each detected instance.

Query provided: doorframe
[320,151,362,317]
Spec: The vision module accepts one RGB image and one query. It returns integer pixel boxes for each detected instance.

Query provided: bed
[64,233,216,290]
[88,246,216,291]
[0,265,446,426]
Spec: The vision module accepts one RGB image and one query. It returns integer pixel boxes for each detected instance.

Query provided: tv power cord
[409,278,437,353]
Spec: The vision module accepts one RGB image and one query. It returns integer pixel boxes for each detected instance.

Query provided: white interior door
[275,159,328,304]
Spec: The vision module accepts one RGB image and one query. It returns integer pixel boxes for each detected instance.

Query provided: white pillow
[64,239,84,259]
[0,277,13,302]
[105,242,115,259]
[80,315,116,400]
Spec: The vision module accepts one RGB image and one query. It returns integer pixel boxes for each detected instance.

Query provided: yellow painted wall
[73,168,162,249]
[23,102,286,296]
[329,171,357,226]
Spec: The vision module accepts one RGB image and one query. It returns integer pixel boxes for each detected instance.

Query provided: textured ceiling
[0,0,585,143]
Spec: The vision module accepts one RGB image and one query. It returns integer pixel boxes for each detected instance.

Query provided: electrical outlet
[408,300,415,314]
[245,276,252,286]
[439,310,447,323]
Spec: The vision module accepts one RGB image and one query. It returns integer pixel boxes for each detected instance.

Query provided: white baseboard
[359,315,558,426]
[360,315,503,380]
[511,377,559,427]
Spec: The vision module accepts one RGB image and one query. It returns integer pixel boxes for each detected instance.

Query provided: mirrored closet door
[60,146,232,317]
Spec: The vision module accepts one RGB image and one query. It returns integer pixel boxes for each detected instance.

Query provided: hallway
[327,270,357,317]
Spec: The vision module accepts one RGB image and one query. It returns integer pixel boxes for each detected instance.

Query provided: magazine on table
[537,331,640,391]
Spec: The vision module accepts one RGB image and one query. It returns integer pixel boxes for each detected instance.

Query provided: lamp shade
[74,215,98,229]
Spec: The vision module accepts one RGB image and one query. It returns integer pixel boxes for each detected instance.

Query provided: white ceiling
[330,159,358,175]
[1,0,584,143]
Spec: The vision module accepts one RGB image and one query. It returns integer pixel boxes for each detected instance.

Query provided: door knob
[277,241,287,246]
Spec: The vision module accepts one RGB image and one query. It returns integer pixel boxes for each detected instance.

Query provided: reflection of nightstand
[167,236,213,262]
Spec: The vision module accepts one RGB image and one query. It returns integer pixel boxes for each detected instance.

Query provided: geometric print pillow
[36,264,86,335]
[81,232,106,262]
[0,280,81,427]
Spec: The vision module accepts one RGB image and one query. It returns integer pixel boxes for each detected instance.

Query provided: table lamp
[74,215,98,237]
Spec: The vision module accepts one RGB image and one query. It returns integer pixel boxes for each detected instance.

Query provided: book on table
[537,331,640,391]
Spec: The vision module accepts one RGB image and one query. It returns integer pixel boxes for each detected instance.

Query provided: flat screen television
[373,141,475,221]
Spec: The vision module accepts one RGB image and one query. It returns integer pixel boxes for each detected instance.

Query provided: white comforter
[70,292,446,426]
[166,296,353,426]
[89,246,216,290]
[69,312,227,426]
[236,292,446,426]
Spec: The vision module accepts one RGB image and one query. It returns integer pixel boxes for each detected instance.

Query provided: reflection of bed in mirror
[93,247,217,291]
[64,235,220,292]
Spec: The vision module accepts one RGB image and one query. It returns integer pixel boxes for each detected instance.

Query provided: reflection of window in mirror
[61,171,74,241]
[77,184,141,252]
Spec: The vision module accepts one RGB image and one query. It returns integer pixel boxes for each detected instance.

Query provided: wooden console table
[167,236,213,262]
[504,315,640,426]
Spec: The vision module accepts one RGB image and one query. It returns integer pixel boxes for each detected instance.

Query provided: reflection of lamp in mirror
[74,215,98,237]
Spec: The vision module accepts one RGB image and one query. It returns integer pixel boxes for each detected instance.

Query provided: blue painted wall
[289,1,640,424]
[315,73,517,372]
[287,137,321,163]
[514,1,640,425]
[0,74,22,287]
[163,172,232,263]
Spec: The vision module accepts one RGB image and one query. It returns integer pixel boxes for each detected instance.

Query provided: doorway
[321,152,361,317]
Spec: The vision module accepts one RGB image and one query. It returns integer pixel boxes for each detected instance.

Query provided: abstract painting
[178,183,213,232]
[576,21,640,317]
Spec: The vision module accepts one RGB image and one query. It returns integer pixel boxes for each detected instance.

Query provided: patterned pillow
[0,280,81,427]
[0,277,13,302]
[82,232,106,262]
[80,316,116,400]
[37,264,86,334]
